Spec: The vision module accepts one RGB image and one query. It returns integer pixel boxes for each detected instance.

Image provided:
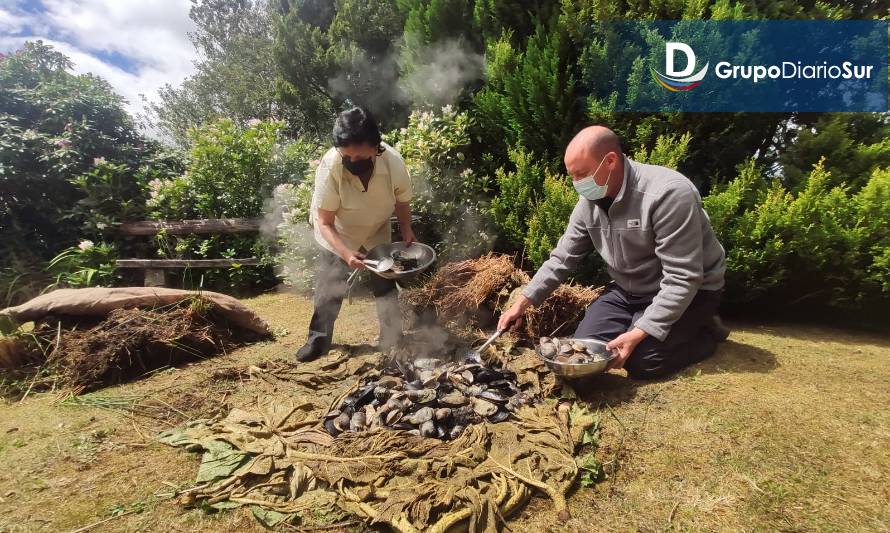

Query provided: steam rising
[400,39,484,108]
[326,38,484,117]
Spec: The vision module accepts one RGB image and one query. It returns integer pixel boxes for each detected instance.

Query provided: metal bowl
[535,338,616,379]
[365,241,436,280]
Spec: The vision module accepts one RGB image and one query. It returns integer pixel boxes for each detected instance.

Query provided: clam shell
[382,398,402,413]
[420,420,437,438]
[407,388,436,403]
[540,344,557,358]
[408,406,434,424]
[334,412,351,431]
[559,343,572,354]
[478,389,508,403]
[324,417,341,436]
[377,376,401,388]
[439,390,469,406]
[488,409,510,423]
[435,407,451,421]
[385,410,403,425]
[475,368,499,383]
[567,354,587,364]
[571,342,586,352]
[373,386,390,401]
[539,337,551,345]
[349,412,367,432]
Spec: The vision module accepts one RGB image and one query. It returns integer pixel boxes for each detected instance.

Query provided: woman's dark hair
[332,107,381,148]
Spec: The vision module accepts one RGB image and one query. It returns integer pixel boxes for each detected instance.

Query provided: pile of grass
[2,297,262,397]
[402,254,604,339]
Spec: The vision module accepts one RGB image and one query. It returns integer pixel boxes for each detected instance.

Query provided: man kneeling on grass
[498,126,729,379]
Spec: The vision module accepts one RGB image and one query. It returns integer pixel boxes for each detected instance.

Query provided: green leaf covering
[196,439,251,484]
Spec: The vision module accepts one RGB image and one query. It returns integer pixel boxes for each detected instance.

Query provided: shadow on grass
[734,321,890,349]
[695,339,779,375]
[572,339,778,408]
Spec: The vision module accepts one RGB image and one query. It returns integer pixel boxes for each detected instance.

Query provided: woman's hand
[344,250,367,270]
[401,227,416,247]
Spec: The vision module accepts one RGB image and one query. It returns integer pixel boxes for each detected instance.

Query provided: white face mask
[573,153,612,201]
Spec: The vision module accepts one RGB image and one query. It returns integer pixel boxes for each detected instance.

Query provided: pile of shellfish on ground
[538,337,611,365]
[324,356,531,440]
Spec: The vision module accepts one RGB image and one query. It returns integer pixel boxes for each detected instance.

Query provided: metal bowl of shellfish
[364,241,436,280]
[535,337,616,379]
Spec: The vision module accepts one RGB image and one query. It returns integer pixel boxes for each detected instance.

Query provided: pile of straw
[402,254,604,339]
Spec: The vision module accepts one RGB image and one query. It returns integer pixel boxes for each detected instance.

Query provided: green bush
[525,172,577,269]
[0,42,162,274]
[147,119,305,219]
[143,118,318,293]
[71,151,184,234]
[703,160,890,316]
[490,147,547,248]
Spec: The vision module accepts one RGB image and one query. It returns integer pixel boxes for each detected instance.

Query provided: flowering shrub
[139,119,319,292]
[45,240,117,290]
[387,107,496,260]
[146,119,311,219]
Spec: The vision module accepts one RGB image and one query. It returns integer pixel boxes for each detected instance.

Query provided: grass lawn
[0,292,887,532]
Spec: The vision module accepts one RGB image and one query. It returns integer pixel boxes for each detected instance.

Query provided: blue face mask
[573,154,612,201]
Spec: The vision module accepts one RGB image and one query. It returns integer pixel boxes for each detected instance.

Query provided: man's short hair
[333,107,382,147]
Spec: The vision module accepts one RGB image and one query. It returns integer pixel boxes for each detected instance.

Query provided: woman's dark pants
[297,248,401,360]
[573,284,722,380]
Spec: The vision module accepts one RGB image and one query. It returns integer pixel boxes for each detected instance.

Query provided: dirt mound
[5,297,267,396]
[402,254,604,339]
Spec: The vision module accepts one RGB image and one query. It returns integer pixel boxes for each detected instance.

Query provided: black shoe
[295,341,327,362]
[708,315,731,342]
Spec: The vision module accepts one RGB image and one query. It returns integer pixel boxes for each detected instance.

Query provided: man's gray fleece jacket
[523,156,726,342]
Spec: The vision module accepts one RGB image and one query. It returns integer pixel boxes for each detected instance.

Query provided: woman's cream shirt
[311,142,412,254]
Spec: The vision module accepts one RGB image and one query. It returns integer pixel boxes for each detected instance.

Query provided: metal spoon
[362,257,394,272]
[464,328,506,363]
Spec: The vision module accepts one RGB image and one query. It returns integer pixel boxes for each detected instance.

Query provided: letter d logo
[651,41,709,92]
[666,42,696,77]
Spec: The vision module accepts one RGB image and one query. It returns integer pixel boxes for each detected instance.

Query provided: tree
[0,42,159,272]
[148,0,288,146]
[473,21,581,171]
[779,114,890,191]
[272,0,408,135]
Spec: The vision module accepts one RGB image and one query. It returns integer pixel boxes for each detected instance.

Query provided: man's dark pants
[574,283,722,380]
[302,247,401,356]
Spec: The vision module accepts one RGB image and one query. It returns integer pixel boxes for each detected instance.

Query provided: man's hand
[401,227,416,247]
[498,295,532,332]
[606,327,648,370]
[344,250,367,270]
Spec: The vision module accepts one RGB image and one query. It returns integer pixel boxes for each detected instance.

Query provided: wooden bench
[114,215,421,287]
[114,218,262,287]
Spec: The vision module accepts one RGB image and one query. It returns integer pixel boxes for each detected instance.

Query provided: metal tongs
[346,257,395,303]
[464,328,506,363]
